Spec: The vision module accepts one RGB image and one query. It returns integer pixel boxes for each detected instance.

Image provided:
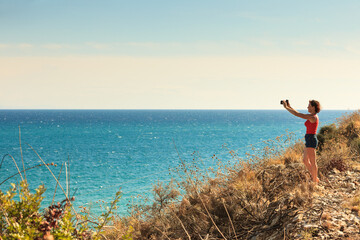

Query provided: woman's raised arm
[282,100,316,121]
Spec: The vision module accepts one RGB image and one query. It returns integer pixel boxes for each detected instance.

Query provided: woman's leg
[307,147,319,183]
[303,148,312,173]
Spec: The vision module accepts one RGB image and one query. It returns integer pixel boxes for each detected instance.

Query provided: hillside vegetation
[104,111,360,239]
[1,111,360,239]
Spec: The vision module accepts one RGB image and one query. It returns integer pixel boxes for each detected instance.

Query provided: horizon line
[0,108,355,111]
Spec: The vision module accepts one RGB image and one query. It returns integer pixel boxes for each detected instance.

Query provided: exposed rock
[286,169,360,239]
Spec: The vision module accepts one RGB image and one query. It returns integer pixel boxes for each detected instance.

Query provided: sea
[0,110,348,215]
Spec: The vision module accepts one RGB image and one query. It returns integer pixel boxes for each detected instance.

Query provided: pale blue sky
[1,1,360,109]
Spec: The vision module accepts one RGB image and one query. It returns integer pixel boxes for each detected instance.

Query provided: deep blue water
[0,110,347,215]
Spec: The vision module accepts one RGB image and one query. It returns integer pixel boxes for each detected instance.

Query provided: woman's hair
[309,100,321,113]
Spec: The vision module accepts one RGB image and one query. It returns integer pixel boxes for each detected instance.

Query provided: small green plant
[300,228,318,240]
[93,190,122,238]
[0,181,45,239]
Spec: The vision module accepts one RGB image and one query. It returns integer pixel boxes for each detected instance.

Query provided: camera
[280,99,289,105]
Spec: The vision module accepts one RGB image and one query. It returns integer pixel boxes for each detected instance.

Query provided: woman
[282,100,321,183]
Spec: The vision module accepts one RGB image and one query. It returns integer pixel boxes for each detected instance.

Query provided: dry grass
[317,139,353,175]
[101,111,360,240]
[102,139,314,239]
[280,140,304,165]
[317,111,360,174]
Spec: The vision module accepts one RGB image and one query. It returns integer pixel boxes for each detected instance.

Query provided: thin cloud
[125,42,160,47]
[42,44,69,49]
[18,43,33,48]
[0,43,10,49]
[119,42,184,49]
[292,40,311,46]
[2,40,360,58]
[86,42,112,50]
[0,43,33,49]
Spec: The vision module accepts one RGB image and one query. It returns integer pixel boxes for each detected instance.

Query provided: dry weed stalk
[52,162,64,205]
[1,154,24,182]
[19,126,26,180]
[27,143,79,219]
[0,162,55,186]
[221,198,238,240]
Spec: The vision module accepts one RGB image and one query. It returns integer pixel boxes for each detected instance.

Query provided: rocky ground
[286,168,360,240]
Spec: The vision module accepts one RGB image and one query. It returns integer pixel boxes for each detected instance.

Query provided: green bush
[0,180,122,239]
[317,124,338,151]
[0,181,44,239]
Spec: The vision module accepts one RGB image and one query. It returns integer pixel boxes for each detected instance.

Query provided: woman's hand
[282,100,291,109]
[282,101,312,120]
[286,100,291,108]
[282,100,289,109]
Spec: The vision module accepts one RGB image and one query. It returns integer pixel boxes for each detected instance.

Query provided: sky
[1,0,360,110]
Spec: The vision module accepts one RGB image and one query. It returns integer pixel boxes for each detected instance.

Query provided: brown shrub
[337,110,360,131]
[107,158,312,240]
[317,139,354,175]
[337,111,360,149]
[281,141,304,165]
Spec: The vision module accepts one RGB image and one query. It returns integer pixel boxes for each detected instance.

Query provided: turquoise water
[0,110,347,215]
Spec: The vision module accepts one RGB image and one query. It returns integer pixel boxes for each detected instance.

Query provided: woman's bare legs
[303,148,319,183]
[303,148,312,173]
[307,147,319,183]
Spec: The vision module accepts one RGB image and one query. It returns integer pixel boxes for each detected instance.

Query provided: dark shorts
[305,134,318,148]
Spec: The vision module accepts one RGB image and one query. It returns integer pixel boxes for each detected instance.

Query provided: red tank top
[305,115,319,134]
